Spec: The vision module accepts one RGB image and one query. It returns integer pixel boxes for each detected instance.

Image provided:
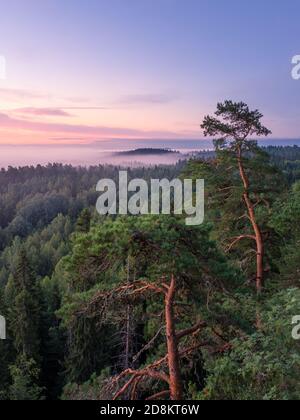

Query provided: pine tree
[192,101,284,294]
[59,215,240,399]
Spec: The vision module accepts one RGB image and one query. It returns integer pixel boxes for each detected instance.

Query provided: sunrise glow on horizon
[1,0,300,146]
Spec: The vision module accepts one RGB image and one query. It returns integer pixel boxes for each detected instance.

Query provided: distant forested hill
[113,148,178,155]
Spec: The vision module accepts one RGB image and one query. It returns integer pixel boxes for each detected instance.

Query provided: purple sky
[0,0,300,146]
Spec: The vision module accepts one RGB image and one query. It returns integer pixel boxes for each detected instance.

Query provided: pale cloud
[61,106,110,111]
[11,106,111,118]
[14,107,73,117]
[119,93,179,105]
[0,88,109,108]
[0,87,48,100]
[0,111,189,140]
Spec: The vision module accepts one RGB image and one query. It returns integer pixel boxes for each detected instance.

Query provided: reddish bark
[105,276,209,400]
[165,275,183,400]
[237,146,264,294]
[146,390,170,400]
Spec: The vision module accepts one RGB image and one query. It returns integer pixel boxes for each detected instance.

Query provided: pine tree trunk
[165,276,183,400]
[237,148,264,294]
[124,255,133,369]
[124,304,131,369]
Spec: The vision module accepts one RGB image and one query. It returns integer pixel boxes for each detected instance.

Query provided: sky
[0,0,300,146]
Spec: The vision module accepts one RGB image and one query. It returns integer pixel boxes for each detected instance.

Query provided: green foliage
[201,100,271,148]
[198,289,300,400]
[61,369,111,400]
[76,209,92,233]
[9,355,44,400]
[184,149,284,283]
[270,181,300,288]
[266,146,300,183]
[57,214,241,395]
[6,248,41,360]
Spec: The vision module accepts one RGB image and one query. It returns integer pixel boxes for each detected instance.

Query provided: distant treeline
[263,145,300,183]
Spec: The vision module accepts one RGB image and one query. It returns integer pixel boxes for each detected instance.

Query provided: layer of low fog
[0,146,187,168]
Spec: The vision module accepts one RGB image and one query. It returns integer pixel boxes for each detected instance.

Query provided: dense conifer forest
[0,104,300,400]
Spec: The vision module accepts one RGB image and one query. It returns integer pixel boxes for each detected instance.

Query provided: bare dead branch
[78,279,165,317]
[113,375,137,401]
[176,321,207,341]
[146,390,170,400]
[132,326,164,364]
[226,234,256,252]
[113,368,170,400]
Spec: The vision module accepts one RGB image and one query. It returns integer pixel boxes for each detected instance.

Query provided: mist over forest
[1,139,300,168]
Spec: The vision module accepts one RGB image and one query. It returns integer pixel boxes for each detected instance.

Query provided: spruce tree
[9,248,41,360]
[76,209,92,233]
[6,248,43,400]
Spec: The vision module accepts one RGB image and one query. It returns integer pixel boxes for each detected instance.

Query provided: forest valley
[0,101,300,400]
